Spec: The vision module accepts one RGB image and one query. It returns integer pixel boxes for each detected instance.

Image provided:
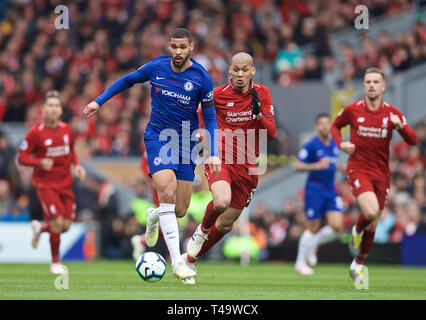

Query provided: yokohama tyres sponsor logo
[45,145,70,157]
[161,89,191,104]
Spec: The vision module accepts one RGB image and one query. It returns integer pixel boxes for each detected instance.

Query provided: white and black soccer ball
[135,252,167,282]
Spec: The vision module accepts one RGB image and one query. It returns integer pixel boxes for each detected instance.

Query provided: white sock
[301,225,337,261]
[148,207,159,224]
[296,230,313,265]
[158,203,181,265]
[313,225,337,247]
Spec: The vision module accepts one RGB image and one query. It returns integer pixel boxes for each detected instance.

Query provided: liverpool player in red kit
[331,68,417,285]
[18,90,86,274]
[183,52,276,284]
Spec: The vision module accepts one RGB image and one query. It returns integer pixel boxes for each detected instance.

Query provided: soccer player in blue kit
[83,28,221,281]
[293,113,343,275]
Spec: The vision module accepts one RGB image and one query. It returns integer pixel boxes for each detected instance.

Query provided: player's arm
[83,62,152,118]
[70,131,86,181]
[294,145,329,172]
[330,107,355,155]
[199,79,220,174]
[18,131,53,170]
[389,110,418,145]
[253,87,277,140]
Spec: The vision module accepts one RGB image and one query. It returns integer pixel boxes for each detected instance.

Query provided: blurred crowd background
[0,0,425,260]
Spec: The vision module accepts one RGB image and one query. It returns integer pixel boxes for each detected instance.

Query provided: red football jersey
[199,80,276,166]
[18,121,79,189]
[331,98,417,180]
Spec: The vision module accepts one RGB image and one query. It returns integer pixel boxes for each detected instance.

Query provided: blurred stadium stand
[0,0,425,263]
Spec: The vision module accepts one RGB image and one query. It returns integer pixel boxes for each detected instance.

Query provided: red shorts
[205,164,258,210]
[347,172,390,210]
[36,186,76,221]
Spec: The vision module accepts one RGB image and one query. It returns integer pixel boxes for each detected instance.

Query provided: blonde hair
[364,67,385,80]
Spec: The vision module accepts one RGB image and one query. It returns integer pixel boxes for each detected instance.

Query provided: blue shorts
[144,136,196,182]
[304,185,343,220]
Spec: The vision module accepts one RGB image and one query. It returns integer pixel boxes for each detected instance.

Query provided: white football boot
[181,253,197,285]
[172,257,197,281]
[295,261,314,275]
[145,207,159,247]
[50,263,67,275]
[31,220,41,249]
[131,234,145,261]
[186,224,208,259]
[307,247,318,266]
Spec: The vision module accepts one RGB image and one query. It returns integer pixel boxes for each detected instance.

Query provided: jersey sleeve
[330,105,352,147]
[258,86,277,140]
[199,73,214,109]
[94,61,154,106]
[18,129,42,167]
[297,141,314,163]
[199,73,218,157]
[390,107,418,145]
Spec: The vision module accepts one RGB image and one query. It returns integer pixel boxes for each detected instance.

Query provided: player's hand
[340,141,355,155]
[74,165,86,181]
[206,156,221,176]
[251,88,261,116]
[389,112,403,130]
[315,157,330,170]
[40,158,54,171]
[83,101,100,119]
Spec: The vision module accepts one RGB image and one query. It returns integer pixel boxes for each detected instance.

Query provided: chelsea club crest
[184,81,193,91]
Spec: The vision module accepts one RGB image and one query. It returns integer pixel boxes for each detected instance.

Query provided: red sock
[40,222,50,233]
[196,224,225,259]
[49,231,61,264]
[355,230,375,264]
[355,212,372,233]
[201,201,222,233]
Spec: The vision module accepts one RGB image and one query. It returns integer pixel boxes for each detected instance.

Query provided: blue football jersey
[297,135,339,189]
[136,55,213,136]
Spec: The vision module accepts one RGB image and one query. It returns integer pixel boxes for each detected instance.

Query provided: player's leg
[349,191,380,256]
[295,187,324,275]
[187,180,231,258]
[305,193,344,266]
[153,168,196,280]
[187,206,243,265]
[295,219,320,275]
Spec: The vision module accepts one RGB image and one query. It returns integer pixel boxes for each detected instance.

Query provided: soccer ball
[135,251,167,282]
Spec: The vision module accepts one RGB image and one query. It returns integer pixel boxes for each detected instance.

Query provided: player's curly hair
[169,28,192,44]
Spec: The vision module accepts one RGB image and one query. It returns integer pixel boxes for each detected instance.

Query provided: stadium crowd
[0,0,425,259]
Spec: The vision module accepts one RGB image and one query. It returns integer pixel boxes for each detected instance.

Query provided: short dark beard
[172,54,189,69]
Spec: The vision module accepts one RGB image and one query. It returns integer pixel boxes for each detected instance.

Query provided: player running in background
[83,28,221,281]
[183,52,276,284]
[130,150,160,260]
[294,113,343,275]
[331,67,417,285]
[18,90,86,274]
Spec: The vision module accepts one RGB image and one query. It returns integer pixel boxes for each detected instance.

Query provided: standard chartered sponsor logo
[357,126,387,138]
[226,110,254,122]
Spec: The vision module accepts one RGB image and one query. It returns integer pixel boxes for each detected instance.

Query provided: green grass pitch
[1,260,425,300]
